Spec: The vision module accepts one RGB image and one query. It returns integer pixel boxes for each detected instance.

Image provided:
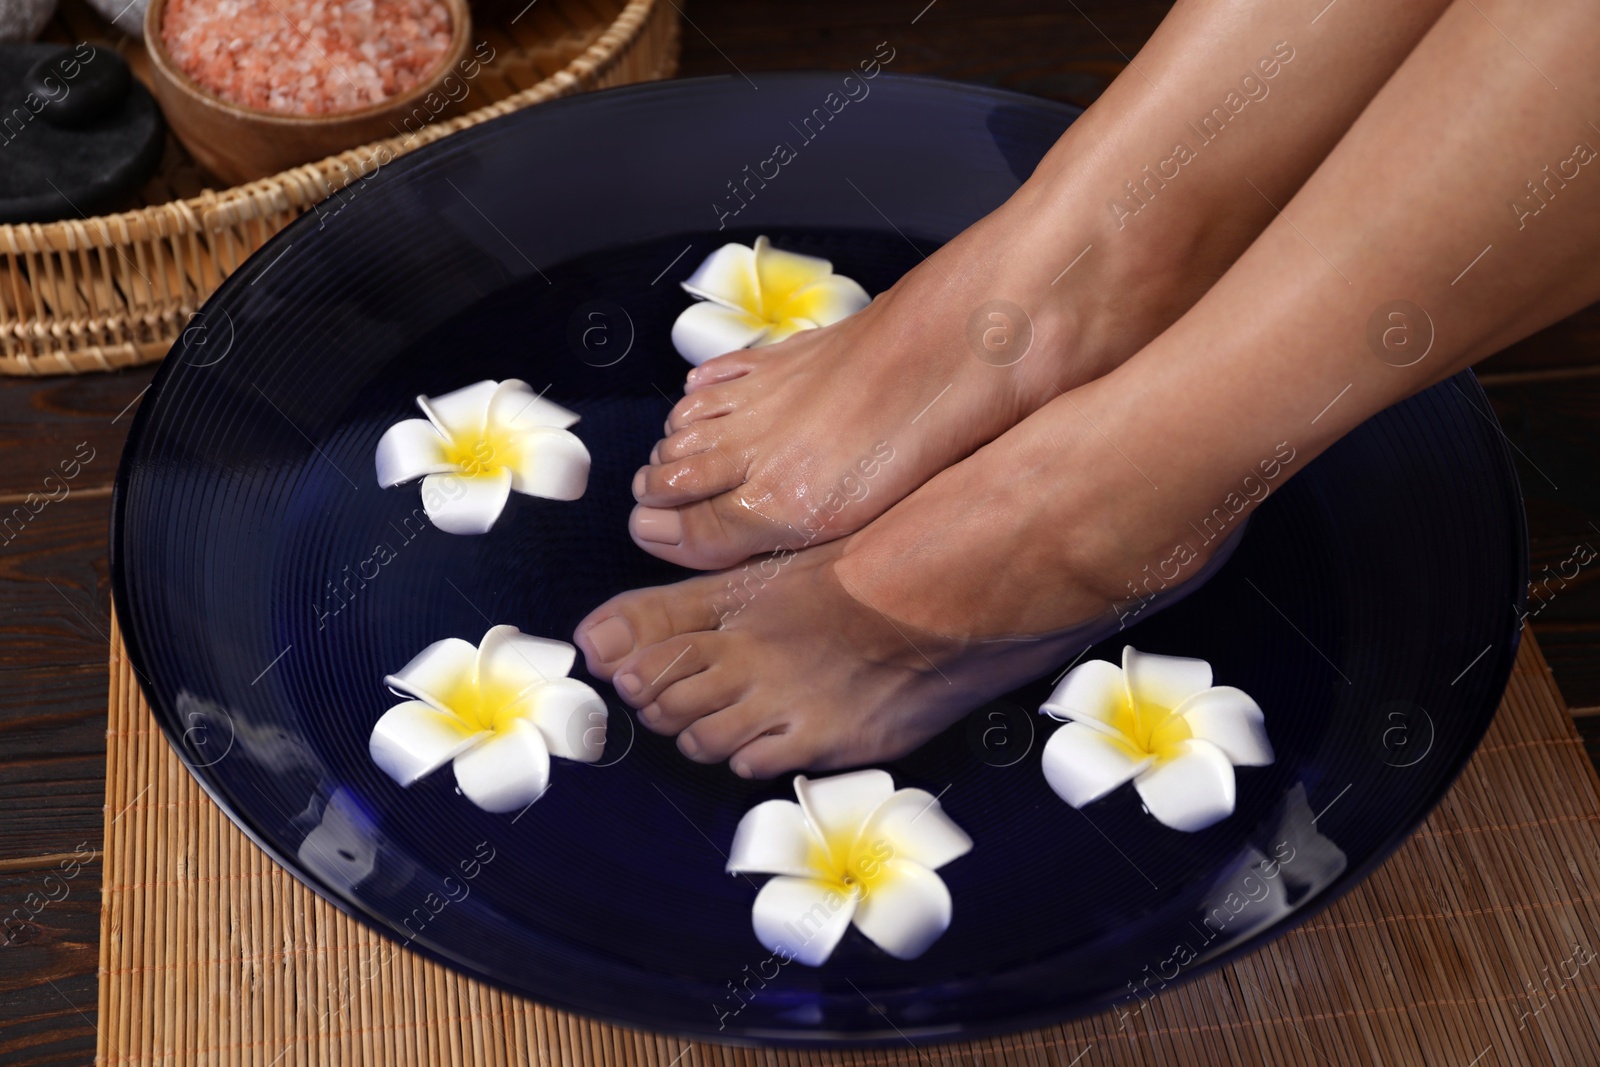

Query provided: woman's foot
[629,197,1162,570]
[581,372,1278,778]
[576,536,1082,778]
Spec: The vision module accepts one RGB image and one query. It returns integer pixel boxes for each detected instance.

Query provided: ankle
[1033,367,1307,600]
[972,173,1224,401]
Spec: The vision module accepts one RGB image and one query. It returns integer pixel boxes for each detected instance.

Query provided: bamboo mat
[99,617,1600,1066]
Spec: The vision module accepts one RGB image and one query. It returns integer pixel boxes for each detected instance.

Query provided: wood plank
[1482,303,1600,377]
[0,368,154,500]
[0,666,107,863]
[0,862,101,1067]
[674,0,1172,107]
[1578,716,1600,767]
[1525,535,1600,632]
[1536,625,1600,712]
[1485,376,1600,705]
[0,493,118,670]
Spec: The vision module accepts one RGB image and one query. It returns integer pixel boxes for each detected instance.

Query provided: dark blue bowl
[111,72,1526,1045]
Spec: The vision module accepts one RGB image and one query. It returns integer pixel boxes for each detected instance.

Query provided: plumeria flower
[1040,647,1274,832]
[670,236,871,365]
[375,379,590,535]
[369,626,607,813]
[726,769,972,966]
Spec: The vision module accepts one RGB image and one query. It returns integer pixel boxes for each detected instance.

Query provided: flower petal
[750,875,857,967]
[794,769,896,850]
[452,717,552,813]
[671,301,771,366]
[486,379,580,433]
[850,858,953,960]
[369,700,483,786]
[375,418,454,488]
[727,800,821,878]
[1132,739,1237,832]
[417,380,499,441]
[1040,722,1152,808]
[384,637,480,710]
[504,428,590,501]
[752,235,834,306]
[1176,686,1275,766]
[858,789,972,871]
[420,468,513,535]
[524,676,608,763]
[680,241,760,311]
[1040,657,1128,734]
[476,624,578,694]
[1122,646,1213,713]
[781,274,871,327]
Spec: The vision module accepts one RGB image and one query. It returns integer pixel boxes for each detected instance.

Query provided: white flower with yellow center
[726,769,972,966]
[369,626,607,813]
[670,236,872,365]
[375,379,590,535]
[1040,647,1275,832]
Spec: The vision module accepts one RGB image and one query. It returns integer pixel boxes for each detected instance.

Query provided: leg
[847,0,1600,643]
[582,0,1600,777]
[627,0,1453,569]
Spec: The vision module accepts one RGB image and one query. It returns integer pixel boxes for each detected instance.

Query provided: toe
[656,421,734,463]
[666,388,740,434]
[725,729,827,780]
[632,450,744,507]
[677,700,783,764]
[630,497,792,570]
[574,575,726,679]
[629,505,689,555]
[684,353,757,395]
[640,666,750,735]
[611,633,716,709]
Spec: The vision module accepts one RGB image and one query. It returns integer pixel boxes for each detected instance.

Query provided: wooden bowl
[143,0,472,185]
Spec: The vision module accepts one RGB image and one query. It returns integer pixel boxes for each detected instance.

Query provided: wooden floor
[1,1,1596,1063]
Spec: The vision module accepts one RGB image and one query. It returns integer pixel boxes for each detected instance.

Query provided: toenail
[678,732,700,758]
[633,507,684,545]
[616,673,642,698]
[583,616,634,662]
[639,703,661,725]
[631,468,648,500]
[732,760,752,779]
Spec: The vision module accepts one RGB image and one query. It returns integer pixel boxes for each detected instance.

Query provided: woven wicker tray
[0,0,679,376]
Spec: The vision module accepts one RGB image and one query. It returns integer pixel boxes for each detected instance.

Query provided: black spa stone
[0,42,164,224]
[23,41,132,127]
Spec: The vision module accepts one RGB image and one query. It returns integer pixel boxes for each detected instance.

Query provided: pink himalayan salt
[161,0,453,116]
